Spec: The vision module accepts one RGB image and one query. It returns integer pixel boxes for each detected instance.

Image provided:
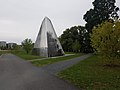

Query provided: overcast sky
[0,0,120,44]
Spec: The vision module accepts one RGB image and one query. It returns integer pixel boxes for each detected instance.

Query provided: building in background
[0,41,17,50]
[0,41,7,50]
[7,43,17,50]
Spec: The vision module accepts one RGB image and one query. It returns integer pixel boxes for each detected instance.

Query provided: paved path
[29,54,75,62]
[0,54,79,90]
[41,54,92,75]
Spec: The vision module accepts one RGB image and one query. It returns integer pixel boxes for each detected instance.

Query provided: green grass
[11,50,43,60]
[0,50,43,60]
[31,53,84,67]
[0,50,11,55]
[65,52,76,54]
[58,55,120,90]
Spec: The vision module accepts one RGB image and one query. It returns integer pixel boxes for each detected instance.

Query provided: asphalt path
[42,54,92,75]
[0,54,79,90]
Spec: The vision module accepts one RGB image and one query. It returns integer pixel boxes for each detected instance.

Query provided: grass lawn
[64,52,77,54]
[0,50,11,55]
[58,55,120,90]
[14,52,43,60]
[31,53,84,67]
[0,50,43,60]
[11,50,43,60]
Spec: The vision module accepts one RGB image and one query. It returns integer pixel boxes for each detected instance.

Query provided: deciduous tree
[84,0,119,33]
[21,38,33,54]
[91,20,120,65]
[59,26,88,52]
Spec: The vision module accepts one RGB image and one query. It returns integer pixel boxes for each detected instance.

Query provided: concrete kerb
[29,54,75,62]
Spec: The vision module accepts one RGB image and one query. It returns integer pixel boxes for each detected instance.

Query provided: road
[0,54,91,90]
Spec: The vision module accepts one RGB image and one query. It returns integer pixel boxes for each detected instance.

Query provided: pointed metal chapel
[32,17,64,57]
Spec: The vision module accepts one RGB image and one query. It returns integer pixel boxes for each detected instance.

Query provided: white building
[7,43,17,49]
[0,41,7,48]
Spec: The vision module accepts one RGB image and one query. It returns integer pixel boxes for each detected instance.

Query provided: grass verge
[11,50,43,60]
[31,53,84,67]
[0,50,11,55]
[58,55,120,90]
[0,50,43,60]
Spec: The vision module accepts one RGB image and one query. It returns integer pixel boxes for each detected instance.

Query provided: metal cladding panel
[33,17,64,57]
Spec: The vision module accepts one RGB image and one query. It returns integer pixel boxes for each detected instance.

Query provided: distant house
[0,41,17,50]
[7,43,17,49]
[0,41,7,50]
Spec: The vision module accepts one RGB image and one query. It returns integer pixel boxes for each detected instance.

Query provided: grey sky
[0,0,120,44]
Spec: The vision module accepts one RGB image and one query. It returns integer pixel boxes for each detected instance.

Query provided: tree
[12,44,22,50]
[21,38,33,54]
[59,28,74,52]
[90,20,120,65]
[72,40,81,52]
[83,0,119,33]
[59,26,88,53]
[83,0,119,53]
[81,32,93,53]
